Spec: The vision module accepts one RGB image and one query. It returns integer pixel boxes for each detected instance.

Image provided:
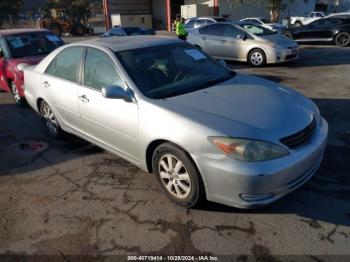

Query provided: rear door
[42,46,84,132]
[78,47,139,161]
[197,24,224,57]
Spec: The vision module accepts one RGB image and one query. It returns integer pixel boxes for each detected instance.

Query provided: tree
[0,0,23,27]
[227,0,293,22]
[43,0,92,22]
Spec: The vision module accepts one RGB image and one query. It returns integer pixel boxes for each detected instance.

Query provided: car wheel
[248,49,266,67]
[40,100,62,138]
[11,82,26,107]
[152,142,205,208]
[334,32,350,47]
[295,21,302,27]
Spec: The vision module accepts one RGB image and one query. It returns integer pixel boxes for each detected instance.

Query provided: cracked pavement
[0,44,349,258]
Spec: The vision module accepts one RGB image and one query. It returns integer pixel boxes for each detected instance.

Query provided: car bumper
[192,117,328,209]
[267,47,299,64]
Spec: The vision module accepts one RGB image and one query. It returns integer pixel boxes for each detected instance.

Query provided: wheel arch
[36,97,44,112]
[247,47,267,62]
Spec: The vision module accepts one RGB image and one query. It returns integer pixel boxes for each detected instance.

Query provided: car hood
[160,74,317,141]
[8,56,45,66]
[259,34,297,47]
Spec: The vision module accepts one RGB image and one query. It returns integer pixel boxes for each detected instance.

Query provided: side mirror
[218,59,229,69]
[102,85,133,102]
[237,34,247,41]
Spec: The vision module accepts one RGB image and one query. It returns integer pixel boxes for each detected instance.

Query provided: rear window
[213,18,227,22]
[6,33,64,58]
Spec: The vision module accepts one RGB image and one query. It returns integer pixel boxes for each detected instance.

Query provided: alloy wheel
[42,103,59,136]
[335,32,350,47]
[250,51,264,66]
[11,83,21,104]
[158,154,191,199]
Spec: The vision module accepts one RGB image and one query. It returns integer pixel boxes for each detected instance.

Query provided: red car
[0,29,64,106]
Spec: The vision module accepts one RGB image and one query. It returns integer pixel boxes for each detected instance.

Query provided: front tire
[152,143,205,208]
[334,32,350,47]
[11,82,26,107]
[248,49,266,67]
[40,100,62,138]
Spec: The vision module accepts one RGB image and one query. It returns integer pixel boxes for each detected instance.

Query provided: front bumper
[192,117,328,209]
[267,46,299,64]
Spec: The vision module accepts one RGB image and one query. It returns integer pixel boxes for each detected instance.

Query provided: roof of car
[74,35,181,52]
[0,29,51,36]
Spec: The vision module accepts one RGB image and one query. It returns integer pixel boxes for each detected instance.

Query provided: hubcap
[42,104,58,135]
[251,52,264,66]
[11,84,21,103]
[158,154,191,199]
[336,33,350,46]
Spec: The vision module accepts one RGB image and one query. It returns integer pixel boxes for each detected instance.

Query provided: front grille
[280,116,316,149]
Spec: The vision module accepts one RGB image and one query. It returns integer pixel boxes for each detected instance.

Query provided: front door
[198,24,224,58]
[78,47,139,161]
[219,24,246,60]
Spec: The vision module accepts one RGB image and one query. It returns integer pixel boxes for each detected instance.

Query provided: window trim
[80,46,127,92]
[44,46,86,85]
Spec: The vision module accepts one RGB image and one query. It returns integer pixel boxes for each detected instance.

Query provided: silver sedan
[187,22,299,66]
[24,36,328,209]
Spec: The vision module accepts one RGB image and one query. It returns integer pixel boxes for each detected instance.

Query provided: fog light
[239,193,275,202]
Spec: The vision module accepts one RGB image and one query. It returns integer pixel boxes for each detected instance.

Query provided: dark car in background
[0,29,64,106]
[101,26,154,38]
[284,18,350,47]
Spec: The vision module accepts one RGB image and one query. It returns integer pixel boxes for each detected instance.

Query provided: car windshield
[240,24,276,36]
[6,33,64,58]
[259,18,269,23]
[123,27,150,35]
[213,18,227,22]
[116,43,234,99]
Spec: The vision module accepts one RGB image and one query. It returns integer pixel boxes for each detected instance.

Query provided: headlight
[265,42,284,49]
[208,137,289,162]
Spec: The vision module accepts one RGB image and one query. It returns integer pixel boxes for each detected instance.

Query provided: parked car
[284,18,350,47]
[289,11,325,26]
[187,22,298,66]
[24,36,328,209]
[184,16,227,30]
[325,12,350,19]
[239,17,286,32]
[101,26,154,37]
[0,29,65,106]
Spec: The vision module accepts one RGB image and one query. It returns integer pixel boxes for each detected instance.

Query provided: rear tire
[40,100,62,138]
[248,48,266,67]
[152,142,205,208]
[334,32,350,47]
[10,82,26,107]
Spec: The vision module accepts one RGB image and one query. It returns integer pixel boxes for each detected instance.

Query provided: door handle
[202,37,206,40]
[78,95,89,103]
[42,81,50,88]
[221,39,227,43]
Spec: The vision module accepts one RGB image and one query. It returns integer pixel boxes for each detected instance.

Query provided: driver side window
[84,48,125,91]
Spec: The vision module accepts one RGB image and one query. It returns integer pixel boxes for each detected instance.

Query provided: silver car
[187,22,299,66]
[24,36,328,209]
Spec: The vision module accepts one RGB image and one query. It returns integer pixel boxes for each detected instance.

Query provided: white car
[239,17,286,32]
[289,12,325,26]
[325,12,350,19]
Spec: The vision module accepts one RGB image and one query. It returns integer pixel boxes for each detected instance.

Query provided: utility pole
[102,0,111,31]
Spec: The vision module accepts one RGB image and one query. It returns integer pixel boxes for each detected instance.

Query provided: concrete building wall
[184,0,215,15]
